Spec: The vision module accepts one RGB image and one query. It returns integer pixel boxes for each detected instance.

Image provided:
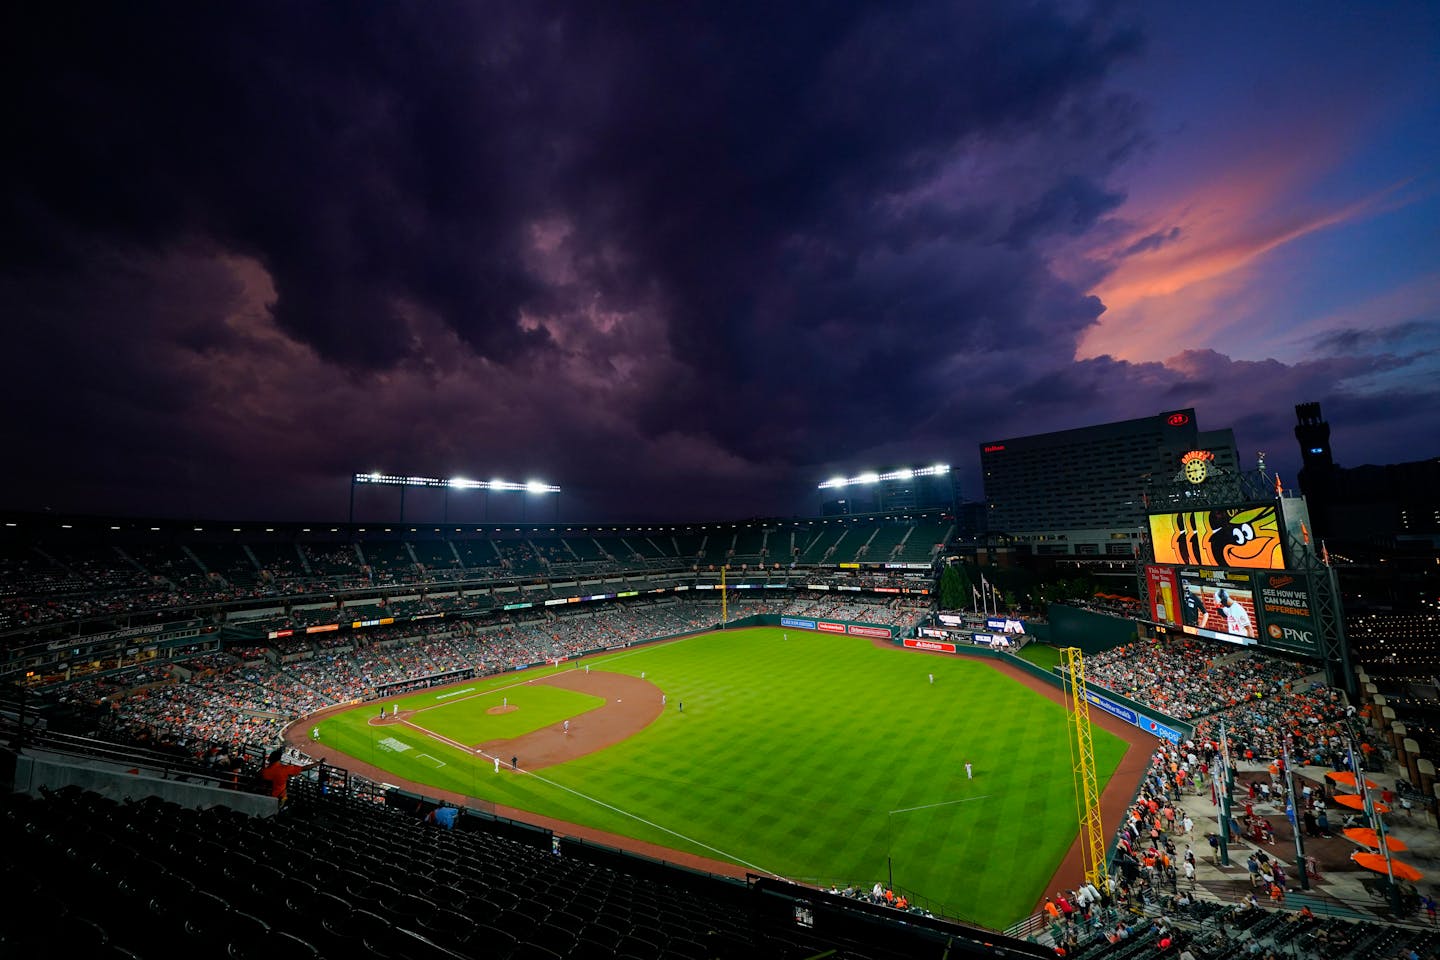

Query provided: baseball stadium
[2,475,1438,960]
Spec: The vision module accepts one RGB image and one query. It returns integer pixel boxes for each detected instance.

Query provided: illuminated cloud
[2,1,1436,520]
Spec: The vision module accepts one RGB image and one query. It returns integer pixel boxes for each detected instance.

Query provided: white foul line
[888,795,991,815]
[493,758,781,878]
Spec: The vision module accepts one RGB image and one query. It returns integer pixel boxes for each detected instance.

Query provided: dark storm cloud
[1121,225,1182,256]
[1310,319,1436,355]
[5,1,1431,521]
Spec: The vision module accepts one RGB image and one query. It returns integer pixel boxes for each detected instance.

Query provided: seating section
[410,540,463,578]
[492,538,546,576]
[671,532,705,561]
[187,541,264,589]
[561,536,605,562]
[300,542,367,582]
[1,784,969,960]
[0,518,956,631]
[727,528,765,564]
[801,526,857,564]
[892,521,951,563]
[11,776,1436,960]
[248,541,309,582]
[357,540,418,581]
[856,524,906,561]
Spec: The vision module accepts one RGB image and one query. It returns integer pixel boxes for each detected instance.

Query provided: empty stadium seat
[415,907,478,949]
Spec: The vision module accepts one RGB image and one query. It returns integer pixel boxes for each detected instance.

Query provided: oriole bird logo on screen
[1164,506,1282,569]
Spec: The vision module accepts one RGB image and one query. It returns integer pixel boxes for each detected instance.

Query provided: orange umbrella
[1332,794,1390,813]
[1342,827,1408,852]
[1325,771,1379,789]
[1351,852,1423,883]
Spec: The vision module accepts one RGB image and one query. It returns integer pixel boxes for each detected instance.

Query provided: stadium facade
[979,408,1240,560]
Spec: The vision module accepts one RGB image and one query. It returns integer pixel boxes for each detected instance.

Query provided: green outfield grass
[1017,642,1063,672]
[314,627,1128,929]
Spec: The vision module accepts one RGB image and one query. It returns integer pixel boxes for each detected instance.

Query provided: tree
[939,563,973,610]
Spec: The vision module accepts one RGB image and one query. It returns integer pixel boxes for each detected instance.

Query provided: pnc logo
[1167,412,1191,426]
[1267,624,1283,639]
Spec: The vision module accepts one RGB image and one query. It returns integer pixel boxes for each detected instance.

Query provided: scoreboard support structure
[1135,468,1355,700]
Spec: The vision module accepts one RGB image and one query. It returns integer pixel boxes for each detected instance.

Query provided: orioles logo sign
[1181,449,1214,485]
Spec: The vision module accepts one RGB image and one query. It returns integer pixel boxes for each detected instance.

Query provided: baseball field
[307,626,1130,929]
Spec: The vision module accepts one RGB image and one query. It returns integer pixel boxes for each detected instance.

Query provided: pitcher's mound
[487,705,519,715]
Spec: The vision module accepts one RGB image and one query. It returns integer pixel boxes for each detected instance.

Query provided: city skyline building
[979,409,1240,560]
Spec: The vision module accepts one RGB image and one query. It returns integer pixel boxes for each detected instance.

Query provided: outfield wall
[727,613,905,640]
[1041,604,1137,654]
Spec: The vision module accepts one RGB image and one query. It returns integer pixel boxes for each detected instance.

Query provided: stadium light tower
[350,473,561,523]
[816,464,954,516]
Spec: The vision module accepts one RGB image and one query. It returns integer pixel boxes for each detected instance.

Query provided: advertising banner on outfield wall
[1084,690,1137,725]
[1254,571,1320,656]
[776,616,894,640]
[1137,715,1183,744]
[1084,690,1184,744]
[904,637,956,653]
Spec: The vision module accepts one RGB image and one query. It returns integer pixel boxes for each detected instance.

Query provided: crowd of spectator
[1083,638,1314,721]
[69,600,724,759]
[802,572,933,592]
[1190,684,1355,767]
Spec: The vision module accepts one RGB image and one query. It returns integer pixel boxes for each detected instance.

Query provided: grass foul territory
[319,627,1127,929]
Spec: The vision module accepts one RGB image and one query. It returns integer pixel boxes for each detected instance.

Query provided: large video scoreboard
[1144,499,1320,656]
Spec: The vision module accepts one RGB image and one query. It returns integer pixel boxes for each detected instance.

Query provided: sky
[3,1,1437,524]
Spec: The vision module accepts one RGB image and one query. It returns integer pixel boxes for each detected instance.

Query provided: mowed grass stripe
[325,627,1128,929]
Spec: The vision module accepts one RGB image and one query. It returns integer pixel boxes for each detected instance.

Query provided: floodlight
[894,469,913,480]
[526,480,549,494]
[858,472,881,484]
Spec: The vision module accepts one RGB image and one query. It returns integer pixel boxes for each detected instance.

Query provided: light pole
[350,473,561,525]
[1216,719,1233,867]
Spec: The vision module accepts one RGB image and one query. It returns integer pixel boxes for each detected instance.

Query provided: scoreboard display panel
[1177,568,1259,645]
[1148,503,1284,570]
[1253,570,1321,656]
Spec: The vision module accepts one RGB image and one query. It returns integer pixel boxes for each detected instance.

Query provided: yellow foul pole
[721,566,728,625]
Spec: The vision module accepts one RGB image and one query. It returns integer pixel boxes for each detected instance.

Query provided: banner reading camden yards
[1255,571,1320,656]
